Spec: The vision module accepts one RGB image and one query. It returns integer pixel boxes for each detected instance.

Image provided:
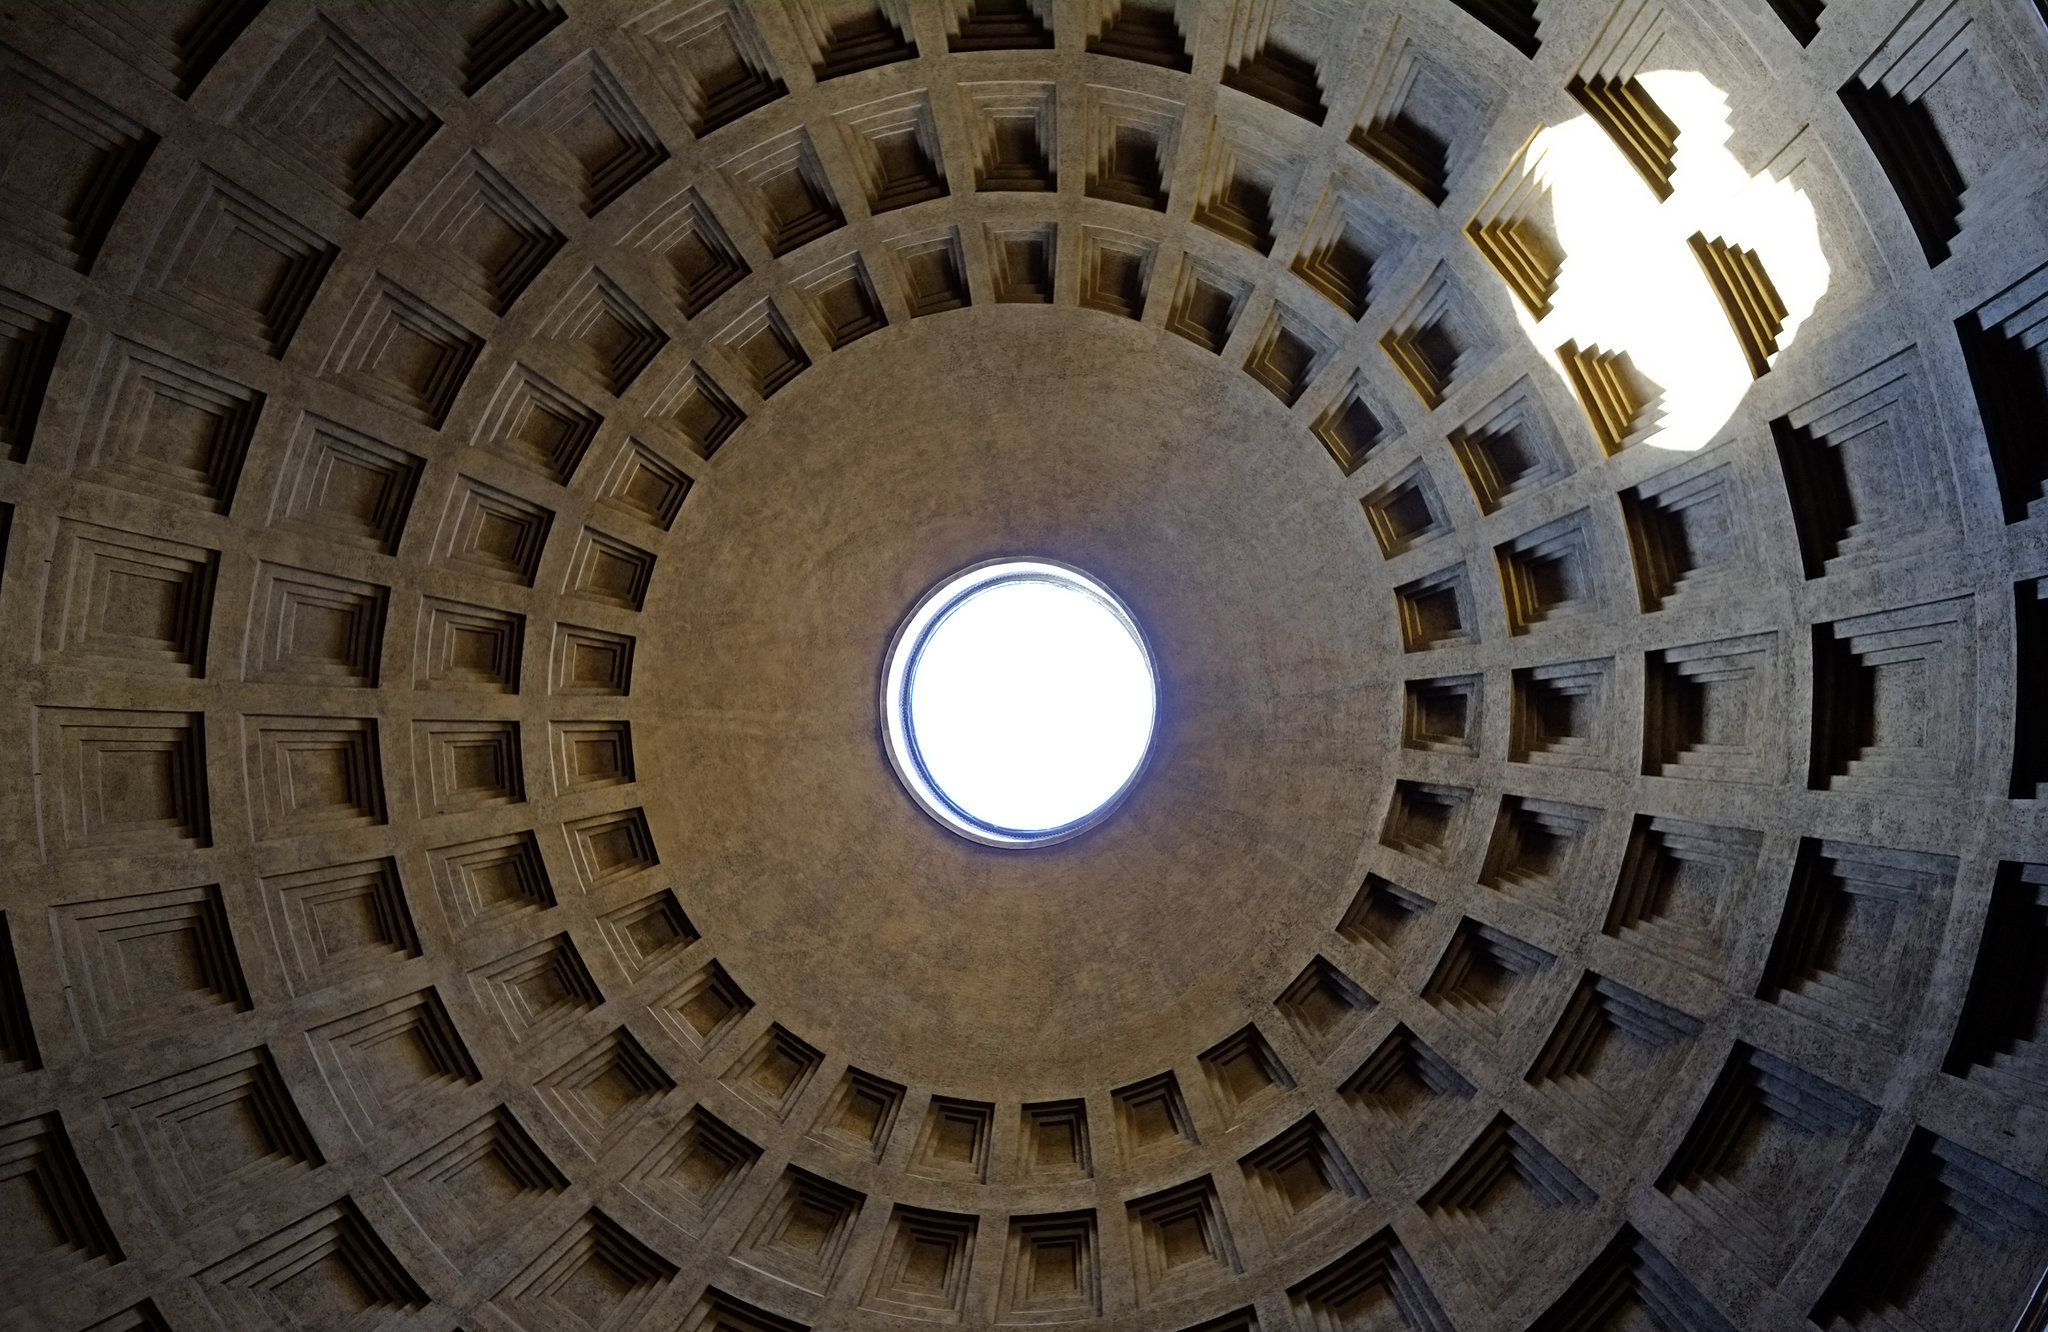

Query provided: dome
[1,2,2046,1330]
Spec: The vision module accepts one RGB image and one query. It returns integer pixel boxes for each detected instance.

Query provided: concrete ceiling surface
[0,2,2045,1332]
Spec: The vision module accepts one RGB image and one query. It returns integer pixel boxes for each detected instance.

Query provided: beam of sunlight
[1503,69,1830,452]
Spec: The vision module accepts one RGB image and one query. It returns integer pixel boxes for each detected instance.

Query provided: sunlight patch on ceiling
[1496,69,1830,452]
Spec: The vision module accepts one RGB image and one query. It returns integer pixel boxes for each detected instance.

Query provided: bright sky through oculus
[882,562,1157,846]
[908,579,1155,834]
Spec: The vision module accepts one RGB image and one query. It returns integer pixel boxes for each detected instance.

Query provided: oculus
[882,559,1157,848]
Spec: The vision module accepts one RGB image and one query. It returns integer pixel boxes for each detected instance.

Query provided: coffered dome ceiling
[1,2,2046,1330]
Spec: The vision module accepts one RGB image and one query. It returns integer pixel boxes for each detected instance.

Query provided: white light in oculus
[882,560,1157,847]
